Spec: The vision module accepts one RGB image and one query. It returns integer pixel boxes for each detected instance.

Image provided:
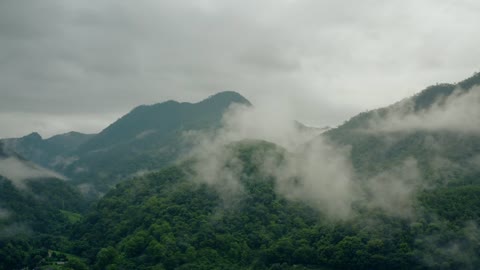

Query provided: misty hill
[59,91,252,193]
[0,144,86,225]
[66,140,480,269]
[0,131,94,168]
[3,75,480,269]
[413,72,480,111]
[0,174,87,269]
[77,91,251,153]
[0,91,251,194]
[0,142,68,188]
[0,145,86,269]
[325,72,480,184]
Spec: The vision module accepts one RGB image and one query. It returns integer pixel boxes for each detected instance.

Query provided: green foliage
[63,145,477,270]
[63,91,251,193]
[0,175,87,270]
[3,77,480,269]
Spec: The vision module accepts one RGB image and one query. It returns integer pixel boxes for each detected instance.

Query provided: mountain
[62,73,480,270]
[324,72,480,184]
[69,141,336,270]
[1,131,94,168]
[59,91,251,193]
[1,91,251,195]
[3,76,480,269]
[77,91,250,154]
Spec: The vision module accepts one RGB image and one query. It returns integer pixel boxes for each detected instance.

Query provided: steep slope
[61,91,251,193]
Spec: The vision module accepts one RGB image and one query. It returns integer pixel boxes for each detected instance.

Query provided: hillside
[1,92,252,195]
[324,72,480,184]
[2,74,480,269]
[0,145,87,270]
[63,73,480,269]
[66,140,480,269]
[0,131,94,168]
[61,91,251,193]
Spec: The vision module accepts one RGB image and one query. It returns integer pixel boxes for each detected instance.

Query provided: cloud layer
[183,103,425,220]
[1,0,480,137]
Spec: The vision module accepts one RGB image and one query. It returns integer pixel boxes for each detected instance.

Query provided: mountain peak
[201,91,251,106]
[77,91,251,156]
[22,132,42,141]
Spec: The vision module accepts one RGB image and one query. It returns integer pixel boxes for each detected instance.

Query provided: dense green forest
[1,74,480,269]
[62,142,480,270]
[0,176,87,269]
[4,140,479,269]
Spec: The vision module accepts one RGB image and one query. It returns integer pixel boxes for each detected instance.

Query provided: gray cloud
[1,0,480,138]
[183,103,424,220]
[271,137,358,220]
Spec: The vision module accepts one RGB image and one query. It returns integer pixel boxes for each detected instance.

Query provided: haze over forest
[1,1,480,270]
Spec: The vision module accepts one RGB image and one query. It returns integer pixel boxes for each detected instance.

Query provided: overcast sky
[0,0,479,138]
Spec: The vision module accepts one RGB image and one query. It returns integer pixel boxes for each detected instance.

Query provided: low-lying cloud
[271,137,357,219]
[0,157,66,189]
[183,103,425,220]
[367,86,480,134]
[364,158,422,218]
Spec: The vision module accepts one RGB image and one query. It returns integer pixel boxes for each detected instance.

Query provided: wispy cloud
[366,87,480,134]
[182,103,426,219]
[0,157,66,189]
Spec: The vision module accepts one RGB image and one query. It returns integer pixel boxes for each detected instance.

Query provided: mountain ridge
[2,74,480,269]
[324,72,480,182]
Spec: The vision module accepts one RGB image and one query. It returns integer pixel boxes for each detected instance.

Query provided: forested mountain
[64,73,480,269]
[0,143,87,269]
[1,91,252,194]
[67,139,480,269]
[77,91,250,154]
[325,72,480,183]
[60,91,251,193]
[1,73,480,269]
[1,132,95,168]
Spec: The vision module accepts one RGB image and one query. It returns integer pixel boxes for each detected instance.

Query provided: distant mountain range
[1,73,480,269]
[1,91,255,193]
[1,132,94,167]
[66,72,480,269]
[1,91,327,194]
